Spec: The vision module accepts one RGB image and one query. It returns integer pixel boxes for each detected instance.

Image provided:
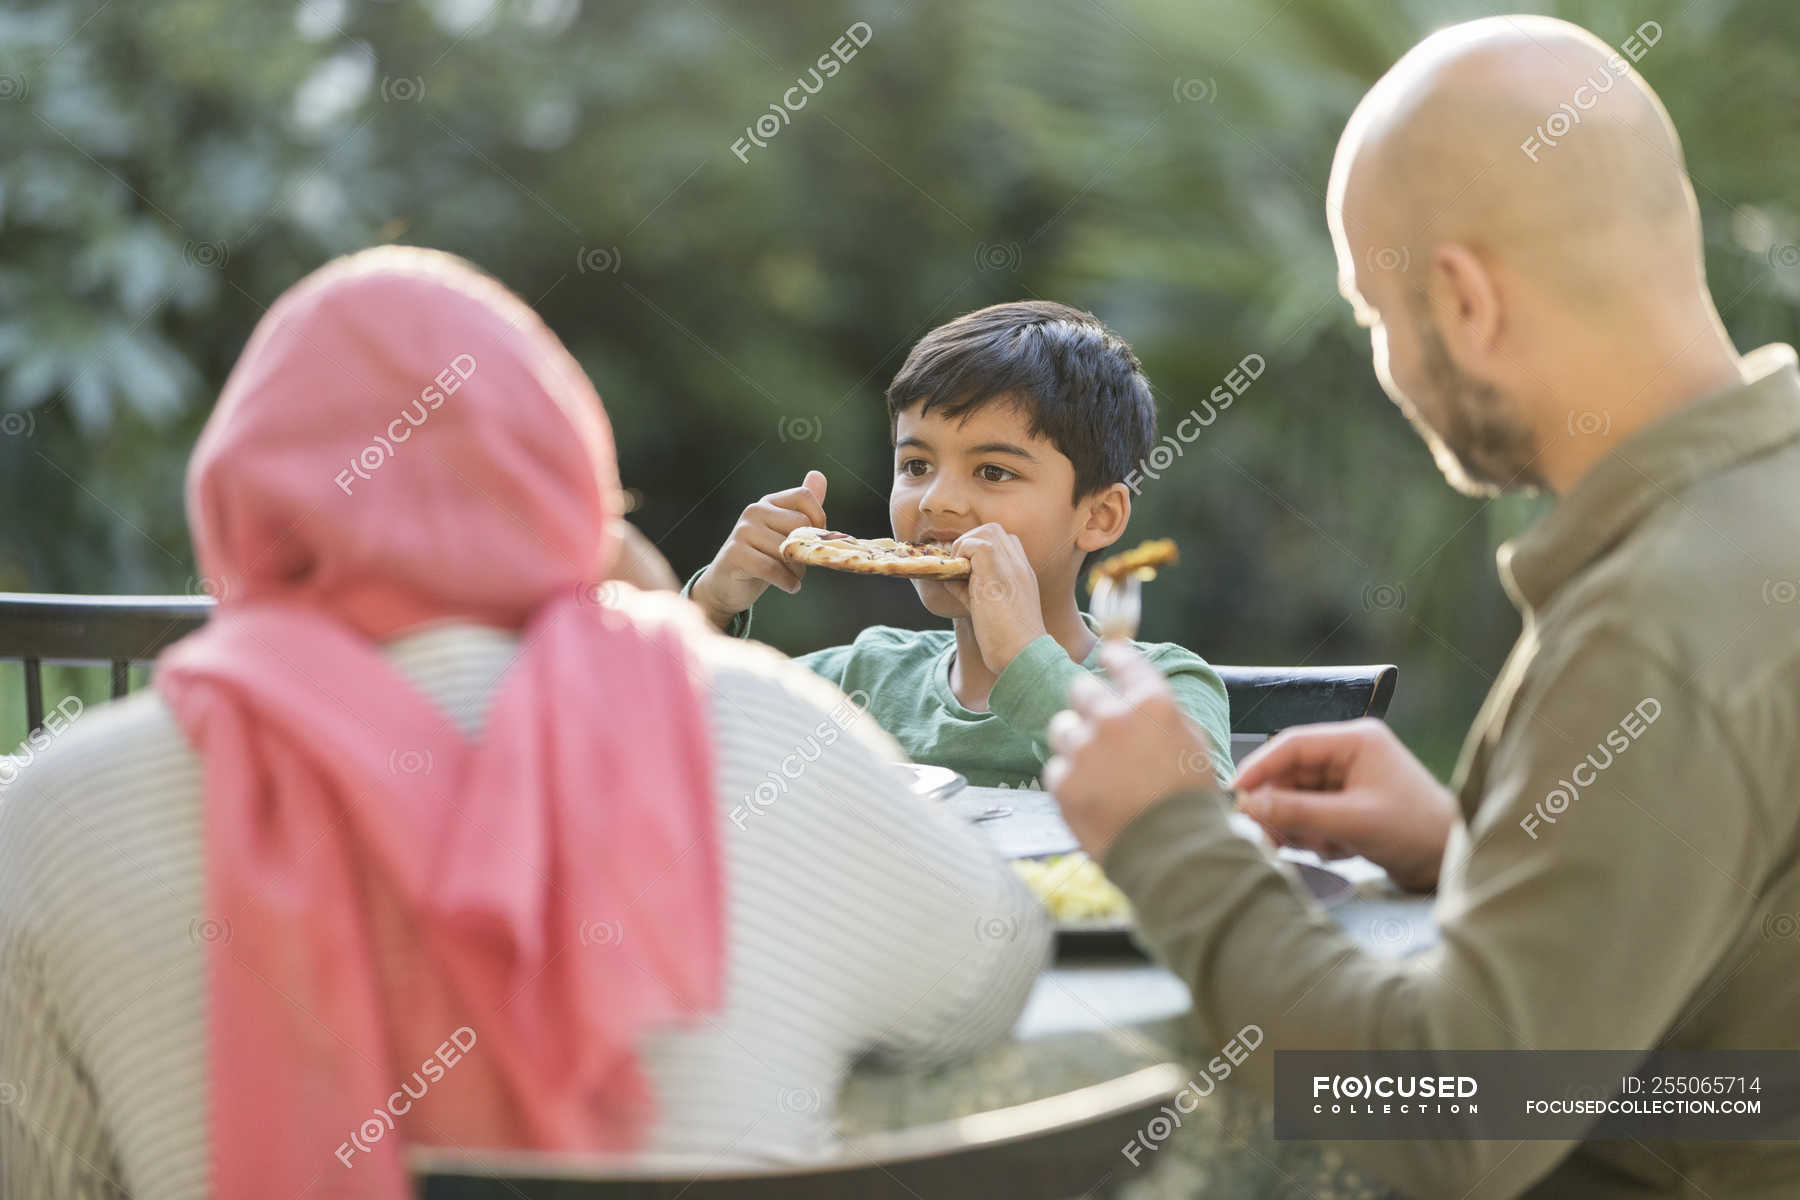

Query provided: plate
[900,763,967,803]
[1050,859,1356,958]
[944,787,1361,958]
[1289,859,1355,907]
[1054,918,1143,958]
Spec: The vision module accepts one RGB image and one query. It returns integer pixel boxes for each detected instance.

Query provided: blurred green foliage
[2,0,1798,773]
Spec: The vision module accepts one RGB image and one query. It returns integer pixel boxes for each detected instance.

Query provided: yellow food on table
[1012,853,1133,921]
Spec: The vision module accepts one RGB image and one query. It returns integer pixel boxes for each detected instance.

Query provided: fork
[1089,572,1142,641]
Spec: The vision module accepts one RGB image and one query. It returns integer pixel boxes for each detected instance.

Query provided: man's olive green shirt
[1105,345,1800,1198]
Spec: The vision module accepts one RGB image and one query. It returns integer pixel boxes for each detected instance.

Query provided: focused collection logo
[1311,1073,1480,1115]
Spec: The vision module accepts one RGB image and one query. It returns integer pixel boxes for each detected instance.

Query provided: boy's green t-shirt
[684,572,1234,788]
[795,622,1236,789]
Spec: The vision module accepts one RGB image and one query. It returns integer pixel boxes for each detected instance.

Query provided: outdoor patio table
[839,849,1434,1199]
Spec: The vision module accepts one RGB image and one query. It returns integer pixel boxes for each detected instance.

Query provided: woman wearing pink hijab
[0,248,1047,1199]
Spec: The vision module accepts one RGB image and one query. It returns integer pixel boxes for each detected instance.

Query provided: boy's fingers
[950,524,1007,556]
[754,499,824,538]
[949,529,984,557]
[768,485,827,529]
[733,547,803,594]
[738,520,803,563]
[1233,723,1363,791]
[802,470,828,509]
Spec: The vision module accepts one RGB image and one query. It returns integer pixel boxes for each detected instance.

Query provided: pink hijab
[154,246,723,1197]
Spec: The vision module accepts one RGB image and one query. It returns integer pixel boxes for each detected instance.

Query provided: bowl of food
[1012,852,1139,955]
[1015,839,1356,958]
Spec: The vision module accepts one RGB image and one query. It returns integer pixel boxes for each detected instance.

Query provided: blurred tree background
[2,0,1798,773]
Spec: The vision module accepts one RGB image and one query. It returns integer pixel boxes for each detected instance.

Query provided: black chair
[1217,664,1396,735]
[0,592,212,735]
[412,1063,1186,1200]
[1216,664,1396,768]
[0,593,1395,741]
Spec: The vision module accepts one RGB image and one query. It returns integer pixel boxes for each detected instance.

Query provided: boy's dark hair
[884,300,1156,499]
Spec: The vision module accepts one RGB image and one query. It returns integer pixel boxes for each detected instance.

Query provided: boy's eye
[977,464,1016,483]
[898,458,930,478]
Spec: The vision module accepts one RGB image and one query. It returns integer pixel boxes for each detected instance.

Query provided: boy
[685,300,1234,789]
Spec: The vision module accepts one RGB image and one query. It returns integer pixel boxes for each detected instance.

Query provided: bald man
[1045,15,1800,1199]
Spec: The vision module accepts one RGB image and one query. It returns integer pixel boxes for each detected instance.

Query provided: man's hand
[1233,718,1456,892]
[689,471,827,631]
[1044,642,1221,860]
[945,523,1046,674]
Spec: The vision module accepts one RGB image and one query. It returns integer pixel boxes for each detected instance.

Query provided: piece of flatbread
[779,527,971,579]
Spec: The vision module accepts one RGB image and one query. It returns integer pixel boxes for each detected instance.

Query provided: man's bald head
[1330,15,1696,295]
[1327,16,1736,498]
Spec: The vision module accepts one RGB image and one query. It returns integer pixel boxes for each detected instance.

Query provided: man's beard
[1404,312,1544,497]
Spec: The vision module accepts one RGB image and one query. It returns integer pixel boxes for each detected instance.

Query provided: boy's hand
[1232,718,1456,892]
[947,523,1046,674]
[690,471,827,631]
